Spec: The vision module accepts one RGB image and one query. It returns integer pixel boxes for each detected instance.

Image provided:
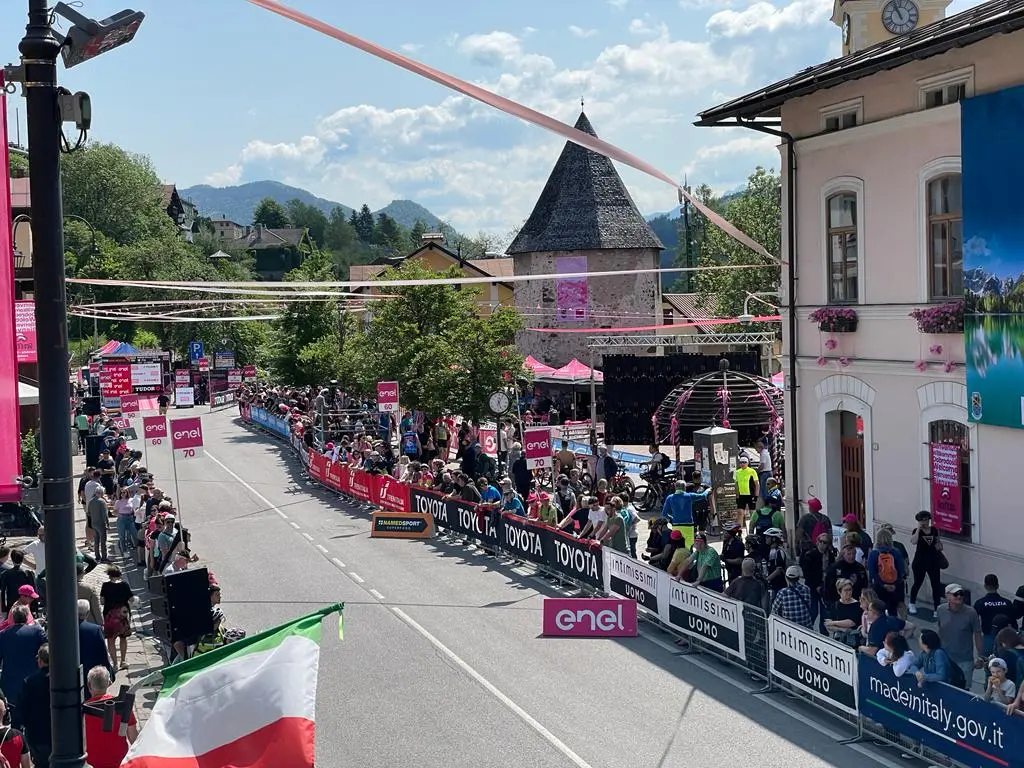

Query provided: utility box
[692,426,740,532]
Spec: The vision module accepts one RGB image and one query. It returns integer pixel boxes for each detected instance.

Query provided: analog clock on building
[881,0,919,34]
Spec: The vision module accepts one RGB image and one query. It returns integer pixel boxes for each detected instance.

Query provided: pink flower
[929,344,943,355]
[838,357,850,367]
[816,356,827,367]
[944,361,955,373]
[722,419,731,428]
[914,360,927,372]
[824,338,838,351]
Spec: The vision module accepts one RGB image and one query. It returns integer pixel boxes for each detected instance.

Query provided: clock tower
[832,0,952,55]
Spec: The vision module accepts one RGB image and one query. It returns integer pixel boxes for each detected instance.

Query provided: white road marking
[390,607,595,768]
[369,589,385,600]
[348,572,365,583]
[331,557,346,569]
[315,544,328,554]
[302,532,314,542]
[206,449,293,523]
[290,521,301,530]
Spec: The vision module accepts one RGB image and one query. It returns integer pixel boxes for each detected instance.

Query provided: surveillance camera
[738,313,755,325]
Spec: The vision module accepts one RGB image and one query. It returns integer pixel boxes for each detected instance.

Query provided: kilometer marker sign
[170,416,204,461]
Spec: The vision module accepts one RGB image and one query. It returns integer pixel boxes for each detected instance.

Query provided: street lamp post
[18,3,84,766]
[11,3,144,765]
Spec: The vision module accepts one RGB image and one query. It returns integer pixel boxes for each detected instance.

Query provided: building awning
[18,381,38,406]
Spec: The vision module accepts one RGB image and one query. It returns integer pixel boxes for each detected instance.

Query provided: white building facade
[697,0,1024,597]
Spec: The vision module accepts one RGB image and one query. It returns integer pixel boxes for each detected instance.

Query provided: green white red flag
[122,603,343,768]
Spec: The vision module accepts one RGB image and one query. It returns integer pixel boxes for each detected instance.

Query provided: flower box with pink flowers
[809,306,858,333]
[909,301,964,334]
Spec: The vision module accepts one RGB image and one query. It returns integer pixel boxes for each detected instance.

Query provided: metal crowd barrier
[241,408,1022,768]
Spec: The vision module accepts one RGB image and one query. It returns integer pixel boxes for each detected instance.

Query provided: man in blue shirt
[661,480,711,547]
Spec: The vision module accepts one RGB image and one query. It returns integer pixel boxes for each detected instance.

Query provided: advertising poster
[555,255,588,323]
[0,84,22,502]
[963,85,1024,429]
[603,550,661,613]
[768,616,858,715]
[130,362,162,388]
[859,657,1024,768]
[101,364,133,396]
[666,581,745,660]
[376,381,399,413]
[170,416,204,460]
[14,300,36,363]
[929,443,962,534]
[523,427,552,469]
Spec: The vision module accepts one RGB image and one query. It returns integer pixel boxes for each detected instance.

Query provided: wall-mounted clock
[882,0,919,35]
[488,390,511,415]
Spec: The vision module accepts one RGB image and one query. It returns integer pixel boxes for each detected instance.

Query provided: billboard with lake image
[963,85,1024,430]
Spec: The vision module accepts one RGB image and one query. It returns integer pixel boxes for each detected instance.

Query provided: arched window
[827,192,858,303]
[927,174,963,299]
[927,419,971,539]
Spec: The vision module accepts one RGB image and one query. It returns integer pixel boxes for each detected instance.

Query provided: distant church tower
[507,111,663,367]
[832,0,952,55]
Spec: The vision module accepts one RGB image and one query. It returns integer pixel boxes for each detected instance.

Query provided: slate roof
[348,242,514,287]
[506,111,663,255]
[231,227,308,250]
[697,0,1024,124]
[662,293,719,334]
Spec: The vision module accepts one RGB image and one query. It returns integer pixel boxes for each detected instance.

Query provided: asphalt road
[139,409,913,768]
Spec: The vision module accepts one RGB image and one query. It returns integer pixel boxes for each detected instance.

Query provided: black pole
[20,2,86,766]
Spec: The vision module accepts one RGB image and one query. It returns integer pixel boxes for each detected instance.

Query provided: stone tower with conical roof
[508,111,663,366]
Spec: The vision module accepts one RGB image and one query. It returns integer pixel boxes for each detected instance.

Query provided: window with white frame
[918,67,974,110]
[827,192,859,303]
[820,98,863,133]
[927,174,963,299]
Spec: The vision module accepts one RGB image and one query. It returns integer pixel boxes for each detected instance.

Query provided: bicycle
[631,470,679,514]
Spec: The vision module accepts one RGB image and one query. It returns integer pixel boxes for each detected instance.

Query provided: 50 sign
[169,417,204,460]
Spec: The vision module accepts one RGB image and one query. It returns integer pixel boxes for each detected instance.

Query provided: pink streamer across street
[244,0,777,263]
[525,315,781,333]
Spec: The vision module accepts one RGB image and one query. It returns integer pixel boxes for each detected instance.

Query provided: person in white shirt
[23,527,45,575]
[876,629,915,677]
[984,658,1017,705]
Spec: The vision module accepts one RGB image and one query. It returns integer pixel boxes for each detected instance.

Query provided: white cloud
[707,0,831,37]
[568,25,597,38]
[210,10,835,233]
[608,0,629,8]
[399,43,422,53]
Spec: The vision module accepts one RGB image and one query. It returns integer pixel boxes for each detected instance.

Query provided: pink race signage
[170,417,204,459]
[14,301,36,364]
[478,428,497,458]
[0,77,21,501]
[542,598,637,638]
[929,442,962,534]
[523,427,552,470]
[119,394,140,414]
[143,416,167,445]
[376,381,399,413]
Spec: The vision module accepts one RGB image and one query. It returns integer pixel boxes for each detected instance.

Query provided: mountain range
[964,266,1023,296]
[179,180,444,231]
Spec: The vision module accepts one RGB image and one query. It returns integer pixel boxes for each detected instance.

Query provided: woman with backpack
[867,527,907,617]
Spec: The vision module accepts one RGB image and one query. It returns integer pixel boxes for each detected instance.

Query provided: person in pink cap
[0,584,38,630]
[795,497,833,556]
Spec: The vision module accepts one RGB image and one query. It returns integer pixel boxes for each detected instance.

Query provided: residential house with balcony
[696,0,1024,595]
[226,223,314,281]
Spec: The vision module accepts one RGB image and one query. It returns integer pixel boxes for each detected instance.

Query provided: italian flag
[122,603,343,768]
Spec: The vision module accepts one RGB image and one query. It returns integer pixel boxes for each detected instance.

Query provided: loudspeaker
[85,435,106,467]
[149,568,214,644]
[82,396,101,416]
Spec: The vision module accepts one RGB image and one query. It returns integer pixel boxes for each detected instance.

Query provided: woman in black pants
[908,510,943,615]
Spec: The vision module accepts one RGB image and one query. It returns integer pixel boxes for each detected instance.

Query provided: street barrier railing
[210,389,237,411]
[241,406,1024,768]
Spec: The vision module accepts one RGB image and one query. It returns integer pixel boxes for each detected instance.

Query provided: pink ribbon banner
[244,0,777,263]
[0,73,23,500]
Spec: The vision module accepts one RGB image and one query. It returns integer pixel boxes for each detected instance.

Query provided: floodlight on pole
[52,3,144,69]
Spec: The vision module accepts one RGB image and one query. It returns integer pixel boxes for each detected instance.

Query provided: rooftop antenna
[580,96,585,110]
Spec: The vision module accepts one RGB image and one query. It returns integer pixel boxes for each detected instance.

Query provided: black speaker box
[82,396,101,416]
[148,567,214,643]
[85,435,106,467]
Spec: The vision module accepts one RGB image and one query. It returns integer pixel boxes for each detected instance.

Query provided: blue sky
[1,0,983,234]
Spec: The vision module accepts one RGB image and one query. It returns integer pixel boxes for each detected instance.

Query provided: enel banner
[0,79,21,500]
[542,598,637,638]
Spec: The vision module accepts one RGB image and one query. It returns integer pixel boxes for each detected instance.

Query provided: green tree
[354,204,375,242]
[8,151,28,178]
[252,197,291,228]
[351,261,523,418]
[408,219,427,247]
[373,212,408,254]
[285,199,328,246]
[61,142,172,245]
[693,167,781,325]
[325,207,358,251]
[20,430,40,480]
[131,329,161,349]
[269,251,338,383]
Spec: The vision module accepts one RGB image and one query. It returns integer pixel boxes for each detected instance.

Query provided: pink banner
[14,301,36,364]
[0,76,22,500]
[930,443,962,534]
[243,0,776,264]
[555,256,588,323]
[374,474,411,514]
[542,598,637,637]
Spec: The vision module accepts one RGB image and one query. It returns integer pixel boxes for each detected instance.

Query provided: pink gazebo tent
[542,358,604,384]
[523,355,556,377]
